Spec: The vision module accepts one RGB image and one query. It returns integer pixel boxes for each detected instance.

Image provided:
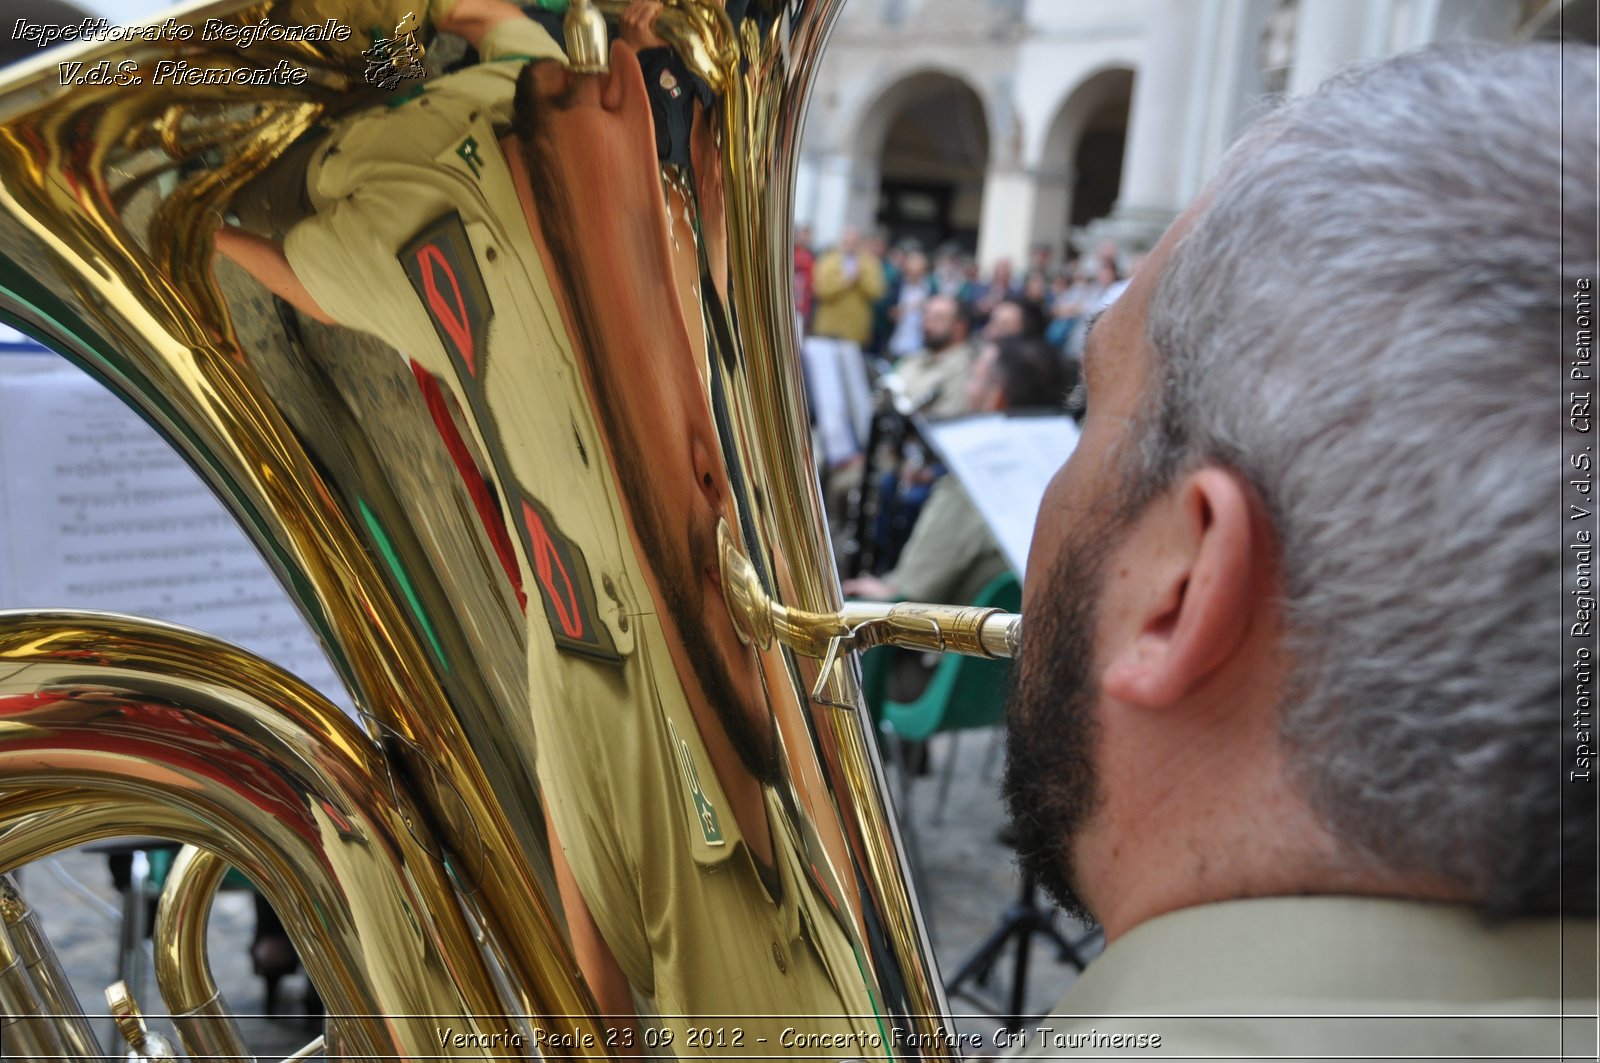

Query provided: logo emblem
[668,719,723,846]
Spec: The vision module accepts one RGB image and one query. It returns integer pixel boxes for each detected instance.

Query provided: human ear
[1101,467,1263,707]
[600,40,641,113]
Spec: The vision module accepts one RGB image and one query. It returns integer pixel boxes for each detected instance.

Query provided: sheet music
[921,412,1080,578]
[0,353,353,715]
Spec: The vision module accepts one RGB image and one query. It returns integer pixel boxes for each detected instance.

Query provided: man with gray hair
[1006,44,1597,1057]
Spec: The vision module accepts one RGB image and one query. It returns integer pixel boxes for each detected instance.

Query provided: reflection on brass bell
[565,0,609,74]
[106,981,180,1062]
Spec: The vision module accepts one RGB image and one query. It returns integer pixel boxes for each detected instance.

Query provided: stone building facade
[795,0,1585,268]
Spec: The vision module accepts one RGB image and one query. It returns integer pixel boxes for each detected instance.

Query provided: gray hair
[1131,44,1595,917]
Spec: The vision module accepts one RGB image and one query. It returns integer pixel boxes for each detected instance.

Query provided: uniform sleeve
[431,18,565,129]
[542,748,655,994]
[532,664,656,994]
[478,15,566,64]
[885,477,986,604]
[282,196,398,343]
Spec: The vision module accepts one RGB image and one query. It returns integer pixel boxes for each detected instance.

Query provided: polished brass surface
[0,0,977,1056]
[155,847,254,1063]
[564,0,610,73]
[0,873,101,1061]
[0,611,531,1059]
[107,979,181,1062]
[0,897,69,1061]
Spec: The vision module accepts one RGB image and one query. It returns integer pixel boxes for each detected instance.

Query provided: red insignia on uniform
[400,212,494,379]
[516,496,621,663]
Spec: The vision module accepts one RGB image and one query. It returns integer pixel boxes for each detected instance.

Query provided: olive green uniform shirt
[1020,897,1597,1061]
[282,22,885,1051]
[887,476,1008,607]
[893,341,975,421]
[541,626,890,1054]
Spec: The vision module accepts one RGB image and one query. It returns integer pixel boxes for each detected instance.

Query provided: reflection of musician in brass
[510,30,886,1054]
[211,0,883,1050]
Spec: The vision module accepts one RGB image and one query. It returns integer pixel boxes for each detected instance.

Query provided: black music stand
[943,869,1102,1031]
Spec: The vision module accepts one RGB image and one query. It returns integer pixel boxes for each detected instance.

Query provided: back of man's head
[990,336,1071,412]
[1125,43,1595,917]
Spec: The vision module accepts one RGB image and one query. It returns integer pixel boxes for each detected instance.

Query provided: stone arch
[843,67,991,253]
[1029,66,1135,266]
[1521,0,1598,43]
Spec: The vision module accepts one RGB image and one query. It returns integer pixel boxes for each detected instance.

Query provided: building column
[975,168,1039,273]
[1096,0,1216,250]
[1028,158,1073,264]
[1098,0,1276,253]
[1286,0,1517,98]
[801,151,872,248]
[1286,0,1384,95]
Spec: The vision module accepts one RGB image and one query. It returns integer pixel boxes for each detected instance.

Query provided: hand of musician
[619,0,667,50]
[841,574,895,601]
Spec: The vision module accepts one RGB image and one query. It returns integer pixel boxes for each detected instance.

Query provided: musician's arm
[434,0,531,51]
[213,226,335,325]
[541,798,638,1028]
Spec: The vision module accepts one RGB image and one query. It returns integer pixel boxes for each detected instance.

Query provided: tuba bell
[0,0,1021,1058]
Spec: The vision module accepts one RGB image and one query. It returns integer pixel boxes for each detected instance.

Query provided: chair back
[883,571,1020,742]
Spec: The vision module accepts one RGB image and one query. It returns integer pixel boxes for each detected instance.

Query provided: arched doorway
[1030,67,1134,265]
[856,71,989,253]
[1522,0,1598,43]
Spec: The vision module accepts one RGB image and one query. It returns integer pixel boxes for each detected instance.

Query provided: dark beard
[514,66,778,786]
[1001,516,1115,924]
[663,519,780,786]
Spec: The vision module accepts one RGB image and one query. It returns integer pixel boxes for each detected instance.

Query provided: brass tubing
[720,519,1022,660]
[0,913,70,1062]
[589,0,736,89]
[0,873,101,1062]
[154,847,253,1063]
[0,802,199,872]
[0,610,527,1060]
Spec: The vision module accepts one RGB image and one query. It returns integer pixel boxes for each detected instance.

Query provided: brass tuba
[0,0,1021,1057]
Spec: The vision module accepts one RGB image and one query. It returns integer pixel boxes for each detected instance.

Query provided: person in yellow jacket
[803,226,885,469]
[810,226,884,345]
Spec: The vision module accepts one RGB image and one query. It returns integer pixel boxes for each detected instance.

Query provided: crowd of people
[794,224,1135,370]
[794,223,1108,608]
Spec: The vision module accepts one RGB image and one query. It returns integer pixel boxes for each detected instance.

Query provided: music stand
[943,869,1102,1031]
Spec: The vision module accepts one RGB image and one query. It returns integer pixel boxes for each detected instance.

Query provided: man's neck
[1081,757,1467,943]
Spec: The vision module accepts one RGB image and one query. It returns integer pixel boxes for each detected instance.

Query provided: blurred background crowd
[789,0,1588,605]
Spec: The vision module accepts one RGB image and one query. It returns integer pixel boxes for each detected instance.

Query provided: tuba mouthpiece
[564,0,610,73]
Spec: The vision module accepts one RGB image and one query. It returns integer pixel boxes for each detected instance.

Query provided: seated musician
[844,336,1067,608]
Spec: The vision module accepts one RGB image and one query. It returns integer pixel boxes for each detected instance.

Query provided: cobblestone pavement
[15,728,1097,1060]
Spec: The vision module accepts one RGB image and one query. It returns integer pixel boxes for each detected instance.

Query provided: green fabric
[143,847,255,893]
[885,476,1008,608]
[881,572,1018,742]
